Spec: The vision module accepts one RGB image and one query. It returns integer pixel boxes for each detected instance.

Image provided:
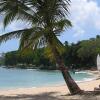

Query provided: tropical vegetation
[0,0,82,94]
[3,35,100,70]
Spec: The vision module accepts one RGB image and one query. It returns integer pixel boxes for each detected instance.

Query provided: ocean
[0,67,94,89]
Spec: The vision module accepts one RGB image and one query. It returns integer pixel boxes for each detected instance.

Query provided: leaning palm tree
[0,0,83,94]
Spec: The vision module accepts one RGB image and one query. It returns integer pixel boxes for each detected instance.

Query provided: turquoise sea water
[0,67,94,89]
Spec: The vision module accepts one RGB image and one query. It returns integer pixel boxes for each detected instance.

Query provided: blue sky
[0,0,100,53]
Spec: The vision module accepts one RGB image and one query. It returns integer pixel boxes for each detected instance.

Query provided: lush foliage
[4,35,100,70]
[4,48,56,69]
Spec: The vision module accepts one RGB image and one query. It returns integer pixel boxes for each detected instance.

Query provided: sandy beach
[0,79,100,100]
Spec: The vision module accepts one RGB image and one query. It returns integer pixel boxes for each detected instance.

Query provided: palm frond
[0,0,71,59]
[0,29,31,44]
[0,0,39,28]
[53,19,72,35]
[44,46,55,62]
[3,10,17,28]
[45,32,65,56]
[19,28,45,51]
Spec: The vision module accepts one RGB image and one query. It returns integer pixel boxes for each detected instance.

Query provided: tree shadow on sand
[0,92,66,100]
[61,91,100,100]
[0,91,100,100]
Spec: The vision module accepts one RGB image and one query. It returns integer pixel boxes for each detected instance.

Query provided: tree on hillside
[0,0,82,94]
[77,38,100,67]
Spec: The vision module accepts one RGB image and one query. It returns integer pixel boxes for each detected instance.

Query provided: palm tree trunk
[51,47,83,95]
[46,29,83,94]
[57,60,83,94]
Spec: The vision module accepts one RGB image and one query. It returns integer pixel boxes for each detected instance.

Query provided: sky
[0,0,100,53]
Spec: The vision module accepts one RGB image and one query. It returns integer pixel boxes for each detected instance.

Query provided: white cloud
[71,0,100,37]
[73,25,85,37]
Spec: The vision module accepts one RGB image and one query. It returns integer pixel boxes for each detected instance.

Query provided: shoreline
[0,78,100,95]
[0,71,100,99]
[0,79,99,100]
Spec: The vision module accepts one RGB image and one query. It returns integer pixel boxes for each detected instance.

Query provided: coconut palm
[0,0,82,94]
